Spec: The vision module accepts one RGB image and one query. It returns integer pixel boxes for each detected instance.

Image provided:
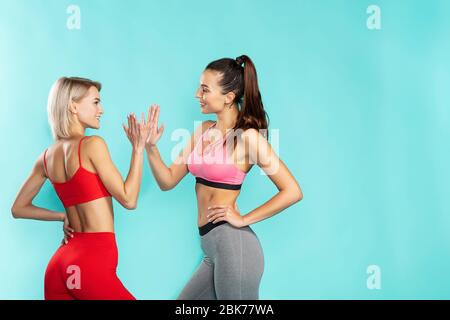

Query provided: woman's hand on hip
[61,215,74,245]
[207,204,247,228]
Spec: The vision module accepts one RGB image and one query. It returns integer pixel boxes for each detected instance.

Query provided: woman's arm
[208,128,303,227]
[144,104,211,190]
[145,144,189,191]
[11,152,65,221]
[87,113,151,209]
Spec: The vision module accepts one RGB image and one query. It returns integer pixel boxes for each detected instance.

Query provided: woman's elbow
[11,205,21,219]
[160,185,173,191]
[159,181,175,191]
[295,191,303,203]
[291,186,303,204]
[122,200,137,210]
[126,203,137,210]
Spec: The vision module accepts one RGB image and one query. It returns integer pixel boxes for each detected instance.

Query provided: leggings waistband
[68,232,116,246]
[199,221,228,236]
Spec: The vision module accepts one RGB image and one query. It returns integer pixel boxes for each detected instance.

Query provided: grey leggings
[177,222,264,300]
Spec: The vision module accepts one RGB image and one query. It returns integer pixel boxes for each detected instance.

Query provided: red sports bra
[43,136,111,208]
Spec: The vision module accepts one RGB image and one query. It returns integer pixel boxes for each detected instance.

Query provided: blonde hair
[47,77,102,140]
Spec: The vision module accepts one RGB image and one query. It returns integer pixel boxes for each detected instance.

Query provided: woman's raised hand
[146,104,164,148]
[123,111,152,152]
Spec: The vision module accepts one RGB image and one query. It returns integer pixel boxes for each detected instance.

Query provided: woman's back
[44,136,114,232]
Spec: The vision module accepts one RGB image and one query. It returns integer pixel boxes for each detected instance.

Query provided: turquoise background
[1,0,449,299]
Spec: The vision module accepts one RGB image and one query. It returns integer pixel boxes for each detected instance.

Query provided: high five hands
[122,108,154,151]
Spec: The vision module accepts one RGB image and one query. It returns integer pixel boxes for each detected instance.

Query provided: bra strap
[78,136,88,168]
[43,149,51,181]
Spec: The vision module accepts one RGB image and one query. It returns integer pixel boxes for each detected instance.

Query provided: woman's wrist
[132,146,145,155]
[241,214,253,227]
[145,143,158,152]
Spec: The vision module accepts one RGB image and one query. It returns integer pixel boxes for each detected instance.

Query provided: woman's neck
[69,122,86,138]
[215,104,239,133]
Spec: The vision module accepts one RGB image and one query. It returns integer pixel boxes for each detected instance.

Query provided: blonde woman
[11,77,150,300]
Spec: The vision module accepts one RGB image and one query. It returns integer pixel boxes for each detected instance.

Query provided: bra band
[195,177,242,190]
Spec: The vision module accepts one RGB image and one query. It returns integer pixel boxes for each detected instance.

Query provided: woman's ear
[224,91,236,106]
[69,101,78,114]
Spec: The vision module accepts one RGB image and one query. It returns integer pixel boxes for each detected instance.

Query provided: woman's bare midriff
[195,183,241,227]
[66,197,115,233]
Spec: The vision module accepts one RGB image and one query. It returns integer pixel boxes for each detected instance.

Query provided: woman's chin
[200,107,212,114]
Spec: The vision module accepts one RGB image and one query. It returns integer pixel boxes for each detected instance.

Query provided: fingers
[128,114,134,140]
[207,206,228,224]
[156,123,165,139]
[211,217,226,224]
[158,123,164,134]
[147,106,152,125]
[63,228,74,238]
[127,113,132,136]
[62,226,74,244]
[154,106,161,134]
[208,211,226,221]
[140,111,150,134]
[64,225,75,233]
[154,105,160,123]
[64,232,73,239]
[207,205,233,223]
[208,212,227,223]
[126,106,161,143]
[133,113,139,138]
[135,112,144,131]
[150,105,157,124]
[64,225,75,232]
[127,113,142,135]
[153,103,159,122]
[150,104,159,125]
[131,113,137,137]
[207,208,227,217]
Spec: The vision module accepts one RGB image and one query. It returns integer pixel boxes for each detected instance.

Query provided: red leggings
[44,232,135,300]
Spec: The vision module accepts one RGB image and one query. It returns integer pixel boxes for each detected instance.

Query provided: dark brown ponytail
[206,55,269,137]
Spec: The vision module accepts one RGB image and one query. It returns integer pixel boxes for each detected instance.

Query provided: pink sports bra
[187,122,247,190]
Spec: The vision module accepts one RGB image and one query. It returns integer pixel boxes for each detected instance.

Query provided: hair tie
[235,55,245,66]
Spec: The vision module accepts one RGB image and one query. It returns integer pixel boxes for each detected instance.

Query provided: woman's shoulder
[241,127,265,140]
[83,135,105,144]
[81,135,109,157]
[193,120,215,137]
[200,120,216,131]
[42,140,61,157]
